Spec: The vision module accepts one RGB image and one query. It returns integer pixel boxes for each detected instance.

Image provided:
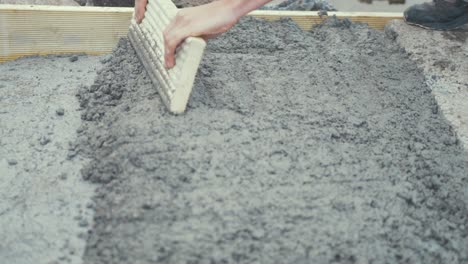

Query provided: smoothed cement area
[0,55,101,264]
[76,18,468,263]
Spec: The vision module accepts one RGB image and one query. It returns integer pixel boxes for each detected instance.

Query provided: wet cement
[329,0,427,12]
[0,54,101,264]
[263,0,336,11]
[386,20,468,148]
[77,18,468,263]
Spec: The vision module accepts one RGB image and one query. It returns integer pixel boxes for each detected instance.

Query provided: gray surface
[76,18,468,263]
[0,55,101,264]
[263,0,336,11]
[386,21,468,147]
[329,0,427,12]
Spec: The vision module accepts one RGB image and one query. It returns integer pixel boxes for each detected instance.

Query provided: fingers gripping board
[128,0,206,113]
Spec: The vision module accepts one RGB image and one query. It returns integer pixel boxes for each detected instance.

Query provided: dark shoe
[404,0,468,30]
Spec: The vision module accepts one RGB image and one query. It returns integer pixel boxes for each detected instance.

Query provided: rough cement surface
[386,20,468,148]
[0,55,101,264]
[77,18,468,263]
[263,0,336,11]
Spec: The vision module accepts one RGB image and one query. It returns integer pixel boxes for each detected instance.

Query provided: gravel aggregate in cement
[76,17,468,263]
[56,107,66,116]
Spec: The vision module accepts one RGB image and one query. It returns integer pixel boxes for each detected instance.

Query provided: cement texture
[77,17,468,263]
[0,55,101,264]
[263,0,336,11]
[386,21,468,148]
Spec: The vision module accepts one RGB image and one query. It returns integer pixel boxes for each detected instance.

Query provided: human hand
[163,0,242,69]
[134,0,148,23]
[134,0,272,69]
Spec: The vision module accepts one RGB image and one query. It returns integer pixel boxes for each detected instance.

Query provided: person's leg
[404,0,468,30]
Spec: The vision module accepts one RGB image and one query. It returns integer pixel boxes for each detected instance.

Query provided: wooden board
[0,5,133,62]
[251,10,402,32]
[0,5,403,63]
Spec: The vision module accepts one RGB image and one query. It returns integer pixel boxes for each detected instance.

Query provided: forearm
[221,0,273,19]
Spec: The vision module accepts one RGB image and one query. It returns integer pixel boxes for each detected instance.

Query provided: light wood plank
[250,10,403,31]
[0,5,133,62]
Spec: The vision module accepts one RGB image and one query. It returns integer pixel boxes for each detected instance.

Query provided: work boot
[404,0,468,30]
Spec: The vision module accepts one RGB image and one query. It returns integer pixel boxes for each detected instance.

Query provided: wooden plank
[0,5,403,63]
[0,5,133,62]
[250,10,403,31]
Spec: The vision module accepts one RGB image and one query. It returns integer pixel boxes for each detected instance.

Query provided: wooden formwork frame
[0,5,402,63]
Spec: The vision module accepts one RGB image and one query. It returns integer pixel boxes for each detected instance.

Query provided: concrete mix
[0,55,101,264]
[75,17,468,263]
[262,0,335,11]
[386,20,468,148]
